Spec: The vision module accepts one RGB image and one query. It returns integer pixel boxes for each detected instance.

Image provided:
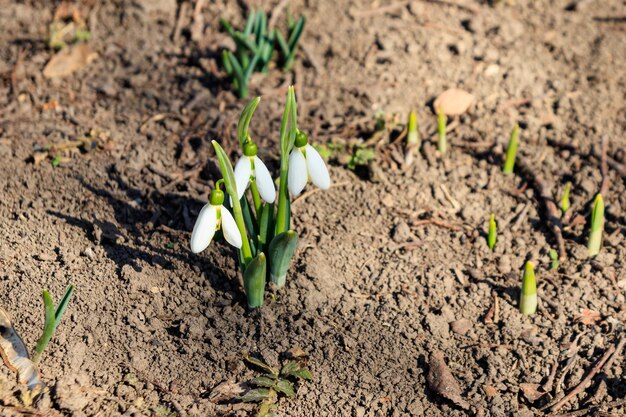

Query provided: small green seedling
[560,182,571,214]
[190,88,332,308]
[487,214,497,250]
[587,193,604,257]
[519,261,537,316]
[502,123,519,175]
[549,248,560,270]
[404,110,420,166]
[436,107,447,154]
[240,352,312,417]
[33,284,74,363]
[274,14,306,71]
[221,10,275,97]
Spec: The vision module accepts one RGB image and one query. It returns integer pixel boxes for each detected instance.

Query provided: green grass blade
[233,32,259,55]
[221,18,237,38]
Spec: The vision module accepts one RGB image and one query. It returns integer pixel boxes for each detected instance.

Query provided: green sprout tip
[502,123,519,175]
[488,213,497,250]
[519,261,537,316]
[587,193,604,257]
[560,182,571,214]
[436,107,447,154]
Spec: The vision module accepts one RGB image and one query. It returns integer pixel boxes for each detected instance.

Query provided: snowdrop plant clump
[190,87,330,308]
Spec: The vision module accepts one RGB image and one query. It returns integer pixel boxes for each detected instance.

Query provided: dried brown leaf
[434,88,475,116]
[0,307,45,393]
[208,380,246,403]
[575,309,601,326]
[43,43,97,79]
[519,383,547,402]
[427,351,470,410]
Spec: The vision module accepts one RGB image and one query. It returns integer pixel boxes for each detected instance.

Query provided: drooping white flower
[233,141,275,203]
[190,188,242,253]
[287,131,330,196]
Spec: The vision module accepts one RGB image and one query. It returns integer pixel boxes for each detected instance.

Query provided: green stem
[275,161,290,235]
[250,180,262,215]
[232,202,253,264]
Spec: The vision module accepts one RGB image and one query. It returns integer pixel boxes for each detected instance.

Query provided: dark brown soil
[1,1,625,416]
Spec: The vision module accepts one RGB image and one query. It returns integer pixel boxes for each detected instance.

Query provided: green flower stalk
[487,214,497,250]
[502,123,519,175]
[560,182,571,214]
[587,193,604,257]
[436,107,447,154]
[519,261,537,316]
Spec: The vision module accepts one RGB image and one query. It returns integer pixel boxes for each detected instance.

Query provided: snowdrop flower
[288,130,330,196]
[234,141,275,203]
[190,184,242,253]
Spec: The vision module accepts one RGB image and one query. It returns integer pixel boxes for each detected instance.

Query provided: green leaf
[239,388,271,403]
[237,97,261,147]
[250,376,277,388]
[33,290,57,362]
[280,360,299,376]
[502,123,519,175]
[221,18,237,38]
[244,253,266,309]
[243,10,256,36]
[244,352,279,376]
[275,87,295,235]
[549,249,558,260]
[54,284,74,330]
[287,16,306,52]
[212,142,238,199]
[258,202,274,251]
[274,379,295,397]
[269,231,298,288]
[275,30,290,56]
[280,360,312,381]
[588,193,604,257]
[233,32,259,55]
[291,368,313,381]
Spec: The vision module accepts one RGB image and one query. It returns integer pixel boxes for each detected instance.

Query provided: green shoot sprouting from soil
[549,248,560,270]
[587,193,604,257]
[33,284,74,363]
[221,10,275,98]
[519,261,537,316]
[404,110,420,166]
[502,123,519,175]
[274,14,306,71]
[190,87,331,308]
[220,10,306,97]
[487,214,497,251]
[240,352,312,417]
[560,182,571,214]
[436,107,447,154]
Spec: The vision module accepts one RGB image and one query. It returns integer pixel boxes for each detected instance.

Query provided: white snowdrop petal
[288,149,308,196]
[220,207,242,249]
[233,157,252,200]
[190,204,217,253]
[305,144,331,190]
[253,156,276,203]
